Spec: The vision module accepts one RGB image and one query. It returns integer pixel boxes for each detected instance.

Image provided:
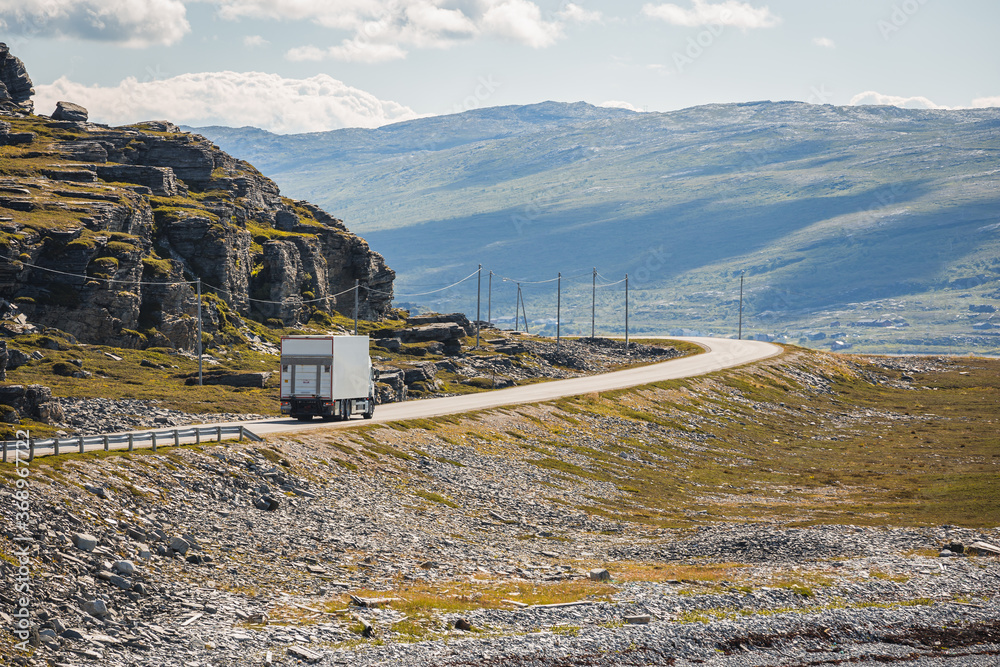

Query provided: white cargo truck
[279,335,377,421]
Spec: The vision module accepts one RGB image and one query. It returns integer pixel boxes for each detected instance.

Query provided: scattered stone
[254,495,281,511]
[72,532,98,552]
[168,536,190,555]
[112,560,136,576]
[454,618,473,631]
[589,568,612,582]
[81,599,108,617]
[968,541,1000,557]
[624,615,651,625]
[287,646,323,662]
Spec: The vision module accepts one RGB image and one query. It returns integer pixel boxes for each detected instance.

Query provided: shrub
[52,361,77,377]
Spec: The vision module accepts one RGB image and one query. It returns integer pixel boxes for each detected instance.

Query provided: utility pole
[738,271,744,340]
[518,284,529,333]
[476,264,481,348]
[488,270,492,327]
[514,282,519,332]
[196,278,203,386]
[625,273,629,353]
[353,279,359,335]
[556,272,562,350]
[591,267,596,339]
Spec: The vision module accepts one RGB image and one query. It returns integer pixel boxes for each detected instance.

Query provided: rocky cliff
[0,59,394,350]
[0,43,33,114]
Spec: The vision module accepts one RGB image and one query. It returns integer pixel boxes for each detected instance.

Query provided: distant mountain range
[190,100,1000,354]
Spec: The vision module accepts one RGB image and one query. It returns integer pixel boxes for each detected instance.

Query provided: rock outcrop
[0,383,64,424]
[0,43,34,114]
[0,117,395,349]
[0,45,394,350]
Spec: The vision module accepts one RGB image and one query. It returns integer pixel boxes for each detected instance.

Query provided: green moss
[141,256,173,277]
[64,238,97,252]
[413,490,460,508]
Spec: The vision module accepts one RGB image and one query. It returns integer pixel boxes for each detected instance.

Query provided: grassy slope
[300,348,1000,529]
[193,102,1000,354]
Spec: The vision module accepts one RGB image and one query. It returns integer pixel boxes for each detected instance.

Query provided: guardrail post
[28,438,34,462]
[54,438,60,456]
[151,432,157,452]
[239,425,244,442]
[217,426,222,443]
[195,428,201,445]
[174,430,179,447]
[103,435,109,452]
[128,433,134,452]
[78,435,85,454]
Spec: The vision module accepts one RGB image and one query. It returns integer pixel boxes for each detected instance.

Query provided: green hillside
[192,101,1000,354]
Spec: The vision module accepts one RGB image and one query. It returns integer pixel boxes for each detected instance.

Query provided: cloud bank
[848,91,951,110]
[34,71,421,133]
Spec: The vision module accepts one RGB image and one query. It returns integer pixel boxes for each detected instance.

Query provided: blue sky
[3,0,998,133]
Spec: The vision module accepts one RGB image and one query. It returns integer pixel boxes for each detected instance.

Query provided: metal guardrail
[1,424,263,463]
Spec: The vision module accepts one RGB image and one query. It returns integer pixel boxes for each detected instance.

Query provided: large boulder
[398,322,466,344]
[51,101,88,122]
[406,312,474,336]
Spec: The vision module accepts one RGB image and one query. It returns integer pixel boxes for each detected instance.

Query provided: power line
[0,258,198,286]
[201,282,357,305]
[367,267,480,297]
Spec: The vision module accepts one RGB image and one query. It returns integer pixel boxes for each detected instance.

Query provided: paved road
[11,337,779,458]
[242,336,781,438]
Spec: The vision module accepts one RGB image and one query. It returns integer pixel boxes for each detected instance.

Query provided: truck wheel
[363,399,374,419]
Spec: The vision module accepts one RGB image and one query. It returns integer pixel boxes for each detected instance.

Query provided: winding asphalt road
[12,337,780,458]
[243,336,781,438]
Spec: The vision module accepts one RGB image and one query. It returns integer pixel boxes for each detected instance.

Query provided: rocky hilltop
[0,46,394,350]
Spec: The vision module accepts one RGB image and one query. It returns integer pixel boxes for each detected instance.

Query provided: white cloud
[243,34,269,47]
[812,36,835,49]
[34,71,421,133]
[285,45,328,62]
[972,96,1000,108]
[558,3,603,23]
[289,39,408,63]
[599,100,643,112]
[849,91,952,110]
[641,0,780,30]
[213,0,572,61]
[0,0,189,46]
[481,0,562,48]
